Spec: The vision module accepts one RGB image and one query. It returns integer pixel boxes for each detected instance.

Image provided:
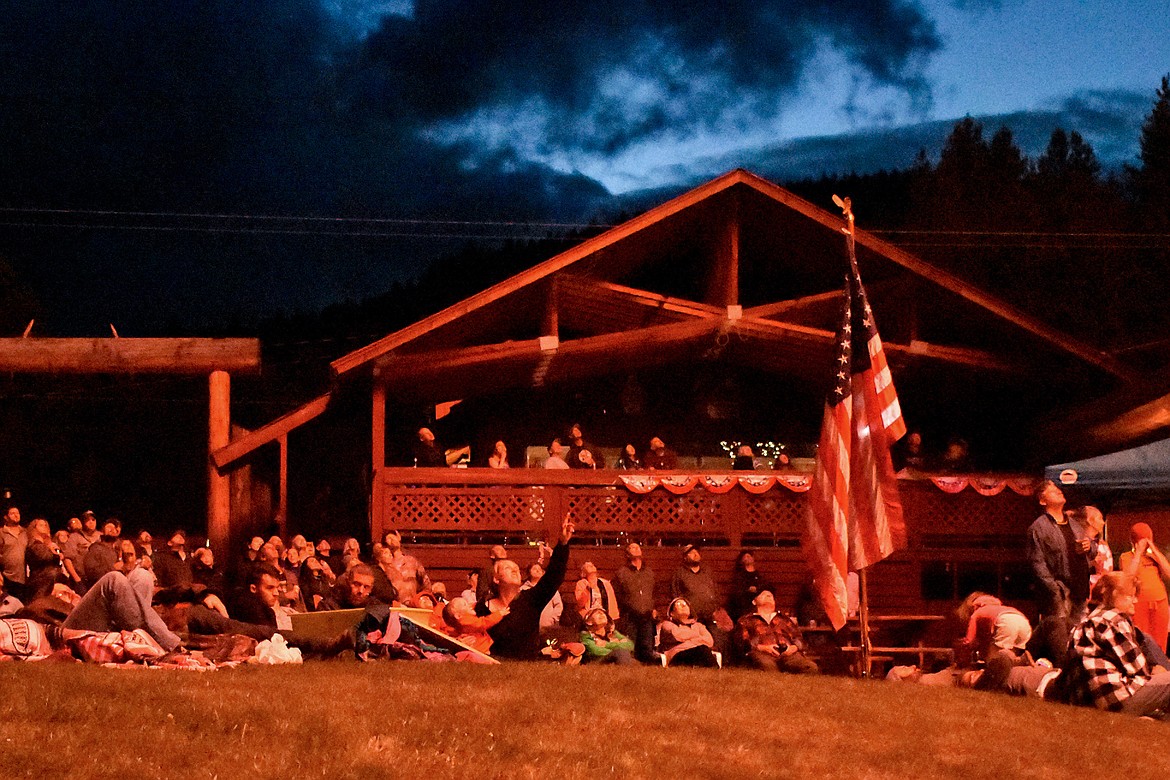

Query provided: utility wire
[0,205,611,229]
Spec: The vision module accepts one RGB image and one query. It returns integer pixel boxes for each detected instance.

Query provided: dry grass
[2,661,1169,779]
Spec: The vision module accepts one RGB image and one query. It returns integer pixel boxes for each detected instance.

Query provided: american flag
[802,251,907,630]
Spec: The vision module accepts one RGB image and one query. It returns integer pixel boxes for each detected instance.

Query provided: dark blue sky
[0,0,1166,332]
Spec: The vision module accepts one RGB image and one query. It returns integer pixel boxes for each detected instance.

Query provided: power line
[871,229,1170,238]
[0,220,597,241]
[0,205,612,230]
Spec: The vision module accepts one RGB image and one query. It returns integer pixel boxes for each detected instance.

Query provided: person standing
[0,506,28,602]
[1026,481,1090,619]
[1119,523,1170,652]
[671,544,721,627]
[614,542,657,663]
[24,518,64,600]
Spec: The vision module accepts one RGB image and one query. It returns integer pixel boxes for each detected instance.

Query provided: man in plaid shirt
[1065,571,1170,716]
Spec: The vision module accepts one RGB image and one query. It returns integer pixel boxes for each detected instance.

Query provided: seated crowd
[0,507,819,673]
[4,480,1170,721]
[416,422,793,472]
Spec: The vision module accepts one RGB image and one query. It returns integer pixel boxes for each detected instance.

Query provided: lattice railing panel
[740,494,807,537]
[565,489,732,536]
[382,488,549,532]
[901,483,1034,539]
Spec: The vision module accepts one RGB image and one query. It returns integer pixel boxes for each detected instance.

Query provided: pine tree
[1133,75,1170,225]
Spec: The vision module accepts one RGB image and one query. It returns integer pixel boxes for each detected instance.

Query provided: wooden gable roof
[332,169,1135,397]
[217,169,1145,470]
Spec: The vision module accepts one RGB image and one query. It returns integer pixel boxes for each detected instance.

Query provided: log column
[208,370,232,558]
[276,434,288,539]
[371,380,386,541]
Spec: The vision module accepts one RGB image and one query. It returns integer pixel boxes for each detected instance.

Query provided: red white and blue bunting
[616,473,1037,496]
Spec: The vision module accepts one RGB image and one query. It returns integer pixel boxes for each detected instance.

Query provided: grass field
[1,661,1168,779]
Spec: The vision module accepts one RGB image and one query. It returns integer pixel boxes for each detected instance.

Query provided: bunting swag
[802,204,907,631]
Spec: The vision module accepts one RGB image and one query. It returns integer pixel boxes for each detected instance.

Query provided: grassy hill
[2,661,1168,779]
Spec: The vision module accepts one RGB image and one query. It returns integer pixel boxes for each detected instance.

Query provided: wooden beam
[331,170,760,377]
[708,194,739,306]
[211,393,331,471]
[375,321,719,398]
[331,167,1134,382]
[376,338,553,378]
[855,234,1138,381]
[744,290,844,320]
[734,316,1022,371]
[0,338,261,374]
[542,278,559,339]
[559,276,724,321]
[540,320,720,384]
[720,171,1137,381]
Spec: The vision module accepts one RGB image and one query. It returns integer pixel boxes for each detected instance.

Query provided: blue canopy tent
[1046,438,1170,502]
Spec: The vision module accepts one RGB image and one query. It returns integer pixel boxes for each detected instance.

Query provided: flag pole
[833,192,874,679]
[858,567,872,678]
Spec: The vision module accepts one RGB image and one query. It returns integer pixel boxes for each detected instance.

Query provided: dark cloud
[354,1,941,153]
[0,1,942,331]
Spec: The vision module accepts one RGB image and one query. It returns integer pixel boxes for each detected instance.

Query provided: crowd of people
[888,480,1170,720]
[0,505,820,672]
[414,423,790,472]
[4,478,1170,721]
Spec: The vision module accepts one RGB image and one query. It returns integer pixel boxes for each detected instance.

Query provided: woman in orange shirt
[1120,522,1170,651]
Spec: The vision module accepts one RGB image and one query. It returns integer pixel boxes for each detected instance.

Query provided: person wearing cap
[614,542,657,663]
[63,514,99,582]
[732,590,818,674]
[658,597,718,667]
[1119,522,1170,652]
[81,518,122,592]
[580,607,636,665]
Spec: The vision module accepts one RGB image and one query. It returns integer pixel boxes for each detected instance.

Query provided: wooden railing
[375,468,1040,613]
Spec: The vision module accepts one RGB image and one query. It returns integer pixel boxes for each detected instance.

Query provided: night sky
[1,0,1166,333]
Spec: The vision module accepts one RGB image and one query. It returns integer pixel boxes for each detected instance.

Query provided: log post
[371,380,386,541]
[208,370,231,559]
[276,433,288,539]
